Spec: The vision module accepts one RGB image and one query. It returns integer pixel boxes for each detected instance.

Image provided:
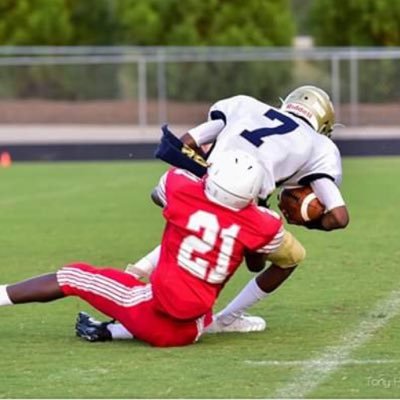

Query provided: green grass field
[1,157,400,399]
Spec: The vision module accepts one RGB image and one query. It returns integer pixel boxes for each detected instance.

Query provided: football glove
[154,125,208,177]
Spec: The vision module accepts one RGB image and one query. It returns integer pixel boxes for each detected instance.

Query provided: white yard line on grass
[269,289,400,398]
[245,359,400,367]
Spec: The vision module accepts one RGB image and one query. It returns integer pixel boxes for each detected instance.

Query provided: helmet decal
[280,85,335,136]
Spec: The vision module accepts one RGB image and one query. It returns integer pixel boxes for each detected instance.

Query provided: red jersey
[150,168,283,320]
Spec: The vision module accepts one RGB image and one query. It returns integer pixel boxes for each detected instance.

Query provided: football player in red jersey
[0,150,285,347]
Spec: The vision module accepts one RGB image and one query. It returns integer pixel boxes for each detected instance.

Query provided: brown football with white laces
[278,185,325,225]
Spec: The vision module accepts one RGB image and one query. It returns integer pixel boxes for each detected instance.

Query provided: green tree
[0,0,73,45]
[114,0,164,45]
[0,0,297,102]
[115,0,296,102]
[310,0,400,46]
[290,0,312,35]
[0,1,123,99]
[65,0,120,45]
[116,0,295,46]
[310,0,400,103]
[0,0,120,45]
[209,0,294,45]
[0,0,296,46]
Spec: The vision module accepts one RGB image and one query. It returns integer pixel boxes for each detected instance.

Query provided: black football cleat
[75,311,113,342]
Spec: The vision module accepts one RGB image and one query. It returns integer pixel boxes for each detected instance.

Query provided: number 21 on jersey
[177,210,240,284]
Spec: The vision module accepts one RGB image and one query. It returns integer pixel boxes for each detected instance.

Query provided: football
[278,185,325,225]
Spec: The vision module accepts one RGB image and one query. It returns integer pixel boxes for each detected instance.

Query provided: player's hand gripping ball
[278,186,325,225]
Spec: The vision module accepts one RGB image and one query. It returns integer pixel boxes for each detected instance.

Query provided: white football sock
[107,323,134,340]
[0,285,13,306]
[217,278,268,325]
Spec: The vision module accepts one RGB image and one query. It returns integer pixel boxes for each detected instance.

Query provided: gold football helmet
[280,85,335,137]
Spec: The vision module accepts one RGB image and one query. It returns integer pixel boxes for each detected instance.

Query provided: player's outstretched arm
[180,132,207,158]
[180,118,224,152]
[330,205,350,228]
[307,178,350,231]
[304,205,349,231]
[125,245,161,278]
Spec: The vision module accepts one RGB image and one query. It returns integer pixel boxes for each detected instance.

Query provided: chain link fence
[0,46,399,127]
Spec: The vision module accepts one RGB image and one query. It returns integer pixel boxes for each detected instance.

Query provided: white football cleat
[205,313,267,333]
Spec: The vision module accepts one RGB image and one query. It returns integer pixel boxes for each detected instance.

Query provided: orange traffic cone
[0,151,12,167]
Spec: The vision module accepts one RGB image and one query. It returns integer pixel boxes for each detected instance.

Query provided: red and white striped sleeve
[256,225,285,254]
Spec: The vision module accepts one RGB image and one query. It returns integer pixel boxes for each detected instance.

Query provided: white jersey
[189,95,342,199]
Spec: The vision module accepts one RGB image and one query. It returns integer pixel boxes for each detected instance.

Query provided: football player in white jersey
[181,87,347,225]
[175,86,349,332]
[75,86,350,340]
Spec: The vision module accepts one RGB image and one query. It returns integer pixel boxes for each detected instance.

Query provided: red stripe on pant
[57,263,212,347]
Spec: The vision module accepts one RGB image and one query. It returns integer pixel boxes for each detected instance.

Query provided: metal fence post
[331,55,341,123]
[138,57,147,127]
[349,49,359,126]
[157,49,168,125]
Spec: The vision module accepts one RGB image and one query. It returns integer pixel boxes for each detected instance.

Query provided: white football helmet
[205,150,264,210]
[281,85,335,137]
